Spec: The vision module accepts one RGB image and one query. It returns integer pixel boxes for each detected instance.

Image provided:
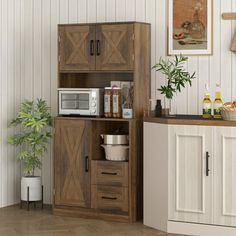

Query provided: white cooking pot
[101,144,129,161]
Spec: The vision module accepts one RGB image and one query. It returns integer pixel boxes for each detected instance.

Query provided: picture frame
[168,0,213,55]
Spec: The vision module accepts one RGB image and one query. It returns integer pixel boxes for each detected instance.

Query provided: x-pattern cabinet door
[169,125,213,225]
[54,119,90,208]
[95,24,134,71]
[59,25,96,71]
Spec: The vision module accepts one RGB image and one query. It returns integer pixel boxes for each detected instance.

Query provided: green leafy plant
[7,99,52,176]
[152,54,196,99]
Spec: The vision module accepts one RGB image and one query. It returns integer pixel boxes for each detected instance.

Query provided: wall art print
[168,0,212,55]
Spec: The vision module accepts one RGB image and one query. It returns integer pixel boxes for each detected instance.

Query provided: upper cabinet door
[169,125,213,225]
[59,25,96,71]
[54,119,90,208]
[95,24,134,71]
[213,127,236,227]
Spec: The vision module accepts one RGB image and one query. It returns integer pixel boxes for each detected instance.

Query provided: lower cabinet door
[54,119,90,208]
[213,127,236,227]
[169,125,213,224]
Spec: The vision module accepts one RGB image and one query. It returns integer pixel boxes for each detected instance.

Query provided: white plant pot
[21,176,42,201]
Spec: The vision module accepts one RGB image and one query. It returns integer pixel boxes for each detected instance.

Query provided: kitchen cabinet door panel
[59,25,96,71]
[96,24,134,71]
[214,127,236,227]
[54,119,90,208]
[169,125,213,224]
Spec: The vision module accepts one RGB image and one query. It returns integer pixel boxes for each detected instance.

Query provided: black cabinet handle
[101,196,117,200]
[85,156,89,172]
[96,40,100,56]
[101,172,117,176]
[206,152,210,176]
[90,40,94,56]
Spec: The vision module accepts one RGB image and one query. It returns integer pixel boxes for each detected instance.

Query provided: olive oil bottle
[202,85,212,119]
[213,84,223,119]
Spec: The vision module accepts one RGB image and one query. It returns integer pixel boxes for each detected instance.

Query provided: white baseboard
[168,221,236,236]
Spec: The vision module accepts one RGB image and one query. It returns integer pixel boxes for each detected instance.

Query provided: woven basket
[221,107,236,121]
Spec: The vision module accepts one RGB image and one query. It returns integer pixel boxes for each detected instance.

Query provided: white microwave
[58,88,104,116]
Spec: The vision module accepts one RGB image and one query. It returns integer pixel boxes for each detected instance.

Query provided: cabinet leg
[27,186,29,211]
[41,185,44,209]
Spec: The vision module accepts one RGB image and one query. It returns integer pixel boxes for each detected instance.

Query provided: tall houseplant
[7,99,52,202]
[153,54,196,115]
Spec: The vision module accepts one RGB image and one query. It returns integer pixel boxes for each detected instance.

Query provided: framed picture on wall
[168,0,213,55]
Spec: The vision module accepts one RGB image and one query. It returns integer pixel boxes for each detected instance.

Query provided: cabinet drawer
[91,185,128,213]
[91,160,128,187]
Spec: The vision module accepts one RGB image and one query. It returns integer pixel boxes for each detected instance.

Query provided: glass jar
[189,10,205,39]
[163,95,177,117]
[112,87,122,118]
[104,87,112,118]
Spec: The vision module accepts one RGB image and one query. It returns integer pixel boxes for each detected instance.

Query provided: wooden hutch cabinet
[53,22,150,223]
[59,23,134,71]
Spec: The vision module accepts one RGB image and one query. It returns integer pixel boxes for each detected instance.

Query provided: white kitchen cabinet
[144,121,236,236]
[168,125,213,225]
[213,127,236,227]
[144,123,168,231]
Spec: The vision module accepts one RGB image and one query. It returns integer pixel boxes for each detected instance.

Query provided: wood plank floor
[0,205,185,236]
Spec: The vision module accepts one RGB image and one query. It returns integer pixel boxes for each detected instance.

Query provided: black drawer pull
[206,152,210,176]
[96,40,100,56]
[101,172,117,176]
[90,40,94,56]
[85,156,89,172]
[101,196,117,200]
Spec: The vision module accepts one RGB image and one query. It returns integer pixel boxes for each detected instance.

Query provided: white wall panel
[96,0,106,22]
[88,0,97,23]
[221,1,233,103]
[125,0,135,21]
[69,0,78,23]
[1,0,9,207]
[106,0,116,22]
[116,0,126,22]
[0,0,236,206]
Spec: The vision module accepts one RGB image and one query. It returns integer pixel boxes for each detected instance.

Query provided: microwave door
[59,92,79,115]
[76,93,90,115]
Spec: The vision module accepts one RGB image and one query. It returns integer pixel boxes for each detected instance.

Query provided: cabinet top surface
[144,115,236,127]
[58,21,151,27]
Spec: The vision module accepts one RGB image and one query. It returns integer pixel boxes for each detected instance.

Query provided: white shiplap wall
[0,0,236,206]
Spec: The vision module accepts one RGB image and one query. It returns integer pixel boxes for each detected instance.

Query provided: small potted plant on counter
[7,99,52,208]
[152,54,196,116]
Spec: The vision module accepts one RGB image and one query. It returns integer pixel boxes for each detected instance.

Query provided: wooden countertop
[144,115,236,127]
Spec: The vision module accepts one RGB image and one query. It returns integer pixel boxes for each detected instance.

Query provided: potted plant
[152,54,196,116]
[7,99,52,202]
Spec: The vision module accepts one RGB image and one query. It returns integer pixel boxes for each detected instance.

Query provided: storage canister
[104,87,112,118]
[112,87,122,118]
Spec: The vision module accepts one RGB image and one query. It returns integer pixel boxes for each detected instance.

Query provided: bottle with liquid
[213,84,223,119]
[202,85,212,119]
[155,100,162,117]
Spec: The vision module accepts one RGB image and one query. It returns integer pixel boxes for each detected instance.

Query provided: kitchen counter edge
[144,115,236,127]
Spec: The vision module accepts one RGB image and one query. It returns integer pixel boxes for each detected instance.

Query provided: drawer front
[91,161,128,187]
[91,185,128,213]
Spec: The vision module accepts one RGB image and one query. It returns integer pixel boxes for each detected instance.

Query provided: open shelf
[59,72,133,88]
[91,120,129,161]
